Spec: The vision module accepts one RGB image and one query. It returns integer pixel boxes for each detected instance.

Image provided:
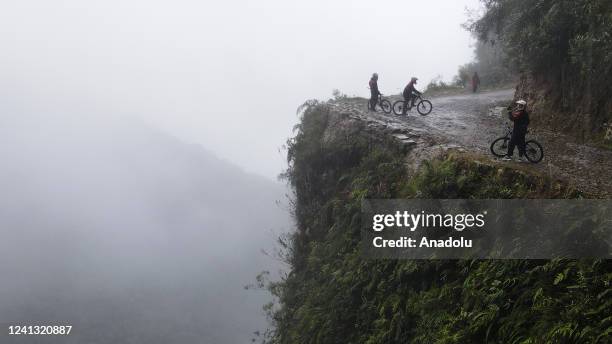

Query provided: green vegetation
[257,3,612,341]
[467,0,612,135]
[423,76,465,96]
[259,104,611,344]
[455,40,516,89]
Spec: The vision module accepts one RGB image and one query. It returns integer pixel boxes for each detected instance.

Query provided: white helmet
[516,99,527,106]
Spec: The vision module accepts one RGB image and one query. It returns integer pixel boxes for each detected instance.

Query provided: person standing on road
[472,72,480,93]
[503,99,530,162]
[402,77,420,115]
[369,73,381,112]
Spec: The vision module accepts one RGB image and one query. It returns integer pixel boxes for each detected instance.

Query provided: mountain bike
[367,94,392,114]
[392,93,433,116]
[490,125,544,163]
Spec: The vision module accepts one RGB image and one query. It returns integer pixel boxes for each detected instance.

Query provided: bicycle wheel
[417,100,433,115]
[392,100,405,115]
[525,140,544,163]
[490,137,509,157]
[380,99,392,114]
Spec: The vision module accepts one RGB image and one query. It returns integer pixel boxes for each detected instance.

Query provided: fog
[0,0,480,343]
[0,112,289,343]
[1,0,480,177]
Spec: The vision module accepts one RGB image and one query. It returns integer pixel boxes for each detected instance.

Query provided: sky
[0,0,482,178]
[0,1,483,342]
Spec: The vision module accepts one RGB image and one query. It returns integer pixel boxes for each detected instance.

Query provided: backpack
[510,110,524,121]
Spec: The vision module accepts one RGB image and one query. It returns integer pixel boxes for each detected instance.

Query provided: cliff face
[264,101,611,344]
[514,72,612,143]
[466,0,612,145]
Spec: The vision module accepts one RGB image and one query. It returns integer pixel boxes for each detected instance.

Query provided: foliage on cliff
[468,0,612,137]
[262,104,611,344]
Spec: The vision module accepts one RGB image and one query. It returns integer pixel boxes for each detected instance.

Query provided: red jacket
[369,78,380,95]
[472,74,480,86]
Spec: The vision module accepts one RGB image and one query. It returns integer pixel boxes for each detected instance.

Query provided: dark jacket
[369,78,380,96]
[403,81,418,98]
[509,109,530,128]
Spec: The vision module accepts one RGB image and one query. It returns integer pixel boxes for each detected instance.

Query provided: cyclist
[503,99,530,162]
[402,77,421,115]
[368,73,381,111]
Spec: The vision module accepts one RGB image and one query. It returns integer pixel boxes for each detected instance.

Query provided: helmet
[373,73,378,78]
[411,77,418,82]
[516,100,527,106]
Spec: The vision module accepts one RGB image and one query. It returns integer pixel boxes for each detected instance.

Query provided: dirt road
[330,89,612,198]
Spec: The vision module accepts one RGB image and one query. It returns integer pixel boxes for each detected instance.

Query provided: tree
[467,0,612,134]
